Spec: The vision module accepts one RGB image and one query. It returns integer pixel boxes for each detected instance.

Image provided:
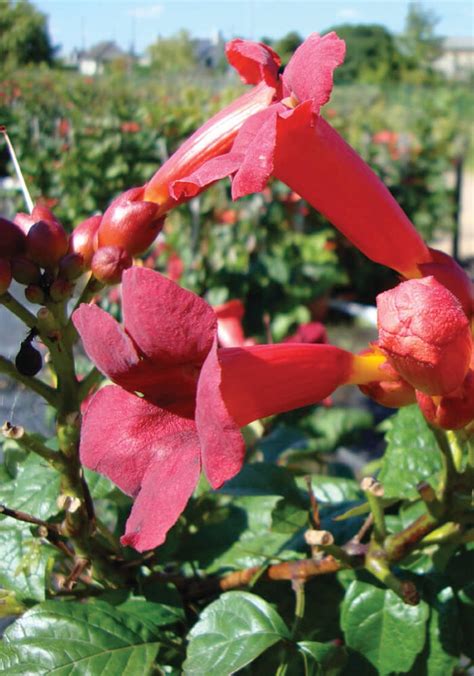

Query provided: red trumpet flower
[74,268,387,551]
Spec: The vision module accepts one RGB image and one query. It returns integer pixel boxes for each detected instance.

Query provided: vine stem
[0,292,37,329]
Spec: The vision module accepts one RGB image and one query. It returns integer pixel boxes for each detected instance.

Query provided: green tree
[147,30,197,74]
[0,0,55,68]
[324,24,403,83]
[398,2,443,83]
[273,31,303,66]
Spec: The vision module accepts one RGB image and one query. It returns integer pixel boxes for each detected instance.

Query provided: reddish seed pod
[69,214,102,268]
[97,187,164,256]
[58,253,85,281]
[15,340,43,377]
[0,258,12,294]
[0,217,26,258]
[91,245,133,284]
[26,219,69,268]
[10,257,41,285]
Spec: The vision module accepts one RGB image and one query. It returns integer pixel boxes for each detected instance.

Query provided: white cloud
[128,4,164,19]
[336,8,360,20]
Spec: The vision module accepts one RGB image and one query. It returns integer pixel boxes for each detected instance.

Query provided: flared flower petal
[80,385,200,551]
[226,38,281,87]
[196,338,246,489]
[121,267,217,365]
[73,303,141,385]
[281,32,345,113]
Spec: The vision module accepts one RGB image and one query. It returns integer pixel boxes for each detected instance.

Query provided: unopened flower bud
[91,245,132,284]
[0,259,12,294]
[25,284,46,305]
[416,370,474,430]
[58,253,85,281]
[377,277,472,396]
[0,217,26,258]
[37,307,56,332]
[11,257,41,285]
[97,187,164,256]
[26,219,69,268]
[15,204,60,235]
[50,278,74,302]
[15,341,43,376]
[419,248,473,318]
[69,214,102,268]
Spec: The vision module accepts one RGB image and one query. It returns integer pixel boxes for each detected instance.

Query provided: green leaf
[184,591,289,675]
[298,641,347,676]
[302,407,374,454]
[306,476,363,504]
[11,455,60,520]
[0,523,53,601]
[221,463,304,504]
[119,582,184,628]
[0,600,161,674]
[341,579,429,675]
[84,467,116,499]
[378,406,442,499]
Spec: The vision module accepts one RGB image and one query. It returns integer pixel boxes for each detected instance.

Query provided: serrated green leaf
[298,641,347,676]
[221,463,304,504]
[341,579,429,675]
[378,406,442,499]
[0,600,161,674]
[0,523,53,601]
[184,591,289,675]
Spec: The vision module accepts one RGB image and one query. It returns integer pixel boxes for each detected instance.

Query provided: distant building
[434,37,474,80]
[67,41,128,76]
[192,31,225,69]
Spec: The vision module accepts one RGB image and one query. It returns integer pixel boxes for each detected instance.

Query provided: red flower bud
[377,277,472,396]
[10,257,41,285]
[0,217,26,258]
[416,370,474,430]
[69,214,102,268]
[97,187,164,256]
[0,258,12,294]
[50,278,74,302]
[26,220,69,268]
[15,205,61,234]
[58,253,85,280]
[91,245,132,284]
[418,248,473,318]
[25,284,46,305]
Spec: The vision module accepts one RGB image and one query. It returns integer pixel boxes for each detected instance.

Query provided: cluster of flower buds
[70,187,165,284]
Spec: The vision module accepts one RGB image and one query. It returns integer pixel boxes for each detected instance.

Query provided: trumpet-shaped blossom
[143,41,282,216]
[74,268,388,551]
[171,33,434,279]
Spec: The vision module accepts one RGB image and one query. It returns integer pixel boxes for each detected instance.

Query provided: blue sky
[35,1,473,56]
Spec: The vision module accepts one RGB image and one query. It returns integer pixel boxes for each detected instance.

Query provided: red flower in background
[74,268,387,551]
